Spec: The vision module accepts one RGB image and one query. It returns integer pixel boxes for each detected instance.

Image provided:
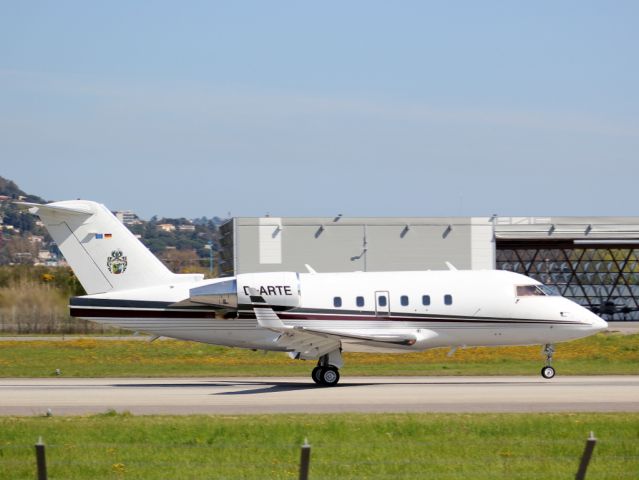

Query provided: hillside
[0,176,224,274]
[0,177,47,204]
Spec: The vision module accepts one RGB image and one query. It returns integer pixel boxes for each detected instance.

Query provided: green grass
[1,413,637,479]
[0,333,637,377]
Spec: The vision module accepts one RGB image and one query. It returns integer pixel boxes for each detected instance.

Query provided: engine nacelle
[184,272,301,314]
[236,272,301,309]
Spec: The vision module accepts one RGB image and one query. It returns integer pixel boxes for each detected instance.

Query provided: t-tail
[21,200,202,294]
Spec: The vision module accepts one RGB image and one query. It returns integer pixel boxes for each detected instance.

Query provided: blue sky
[1,1,638,219]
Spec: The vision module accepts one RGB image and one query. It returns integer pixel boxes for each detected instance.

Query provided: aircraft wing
[250,291,340,358]
[249,290,420,359]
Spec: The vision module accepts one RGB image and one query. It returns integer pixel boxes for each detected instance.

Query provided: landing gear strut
[311,353,341,386]
[540,344,555,379]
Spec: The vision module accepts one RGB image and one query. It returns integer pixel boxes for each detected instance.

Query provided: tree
[0,237,38,265]
[159,248,201,273]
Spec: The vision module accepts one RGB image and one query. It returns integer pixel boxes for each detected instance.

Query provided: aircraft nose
[588,313,608,332]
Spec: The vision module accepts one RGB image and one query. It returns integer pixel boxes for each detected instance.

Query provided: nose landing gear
[540,344,555,379]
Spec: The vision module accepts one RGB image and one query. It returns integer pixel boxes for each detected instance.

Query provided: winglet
[248,287,289,330]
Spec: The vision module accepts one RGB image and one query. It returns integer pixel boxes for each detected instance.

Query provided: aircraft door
[375,291,390,316]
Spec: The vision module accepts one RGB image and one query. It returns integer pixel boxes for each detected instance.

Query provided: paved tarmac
[0,376,637,416]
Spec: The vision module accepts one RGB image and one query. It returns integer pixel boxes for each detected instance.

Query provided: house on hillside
[157,223,176,233]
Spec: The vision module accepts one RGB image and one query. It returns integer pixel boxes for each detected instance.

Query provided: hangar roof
[494,216,639,241]
[230,216,639,241]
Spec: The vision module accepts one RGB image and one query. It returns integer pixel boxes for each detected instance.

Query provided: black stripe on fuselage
[236,306,583,325]
[71,298,292,312]
[70,308,215,319]
[70,304,584,325]
[278,312,579,325]
[70,297,190,309]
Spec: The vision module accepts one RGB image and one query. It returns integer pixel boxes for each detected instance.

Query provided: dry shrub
[0,279,110,334]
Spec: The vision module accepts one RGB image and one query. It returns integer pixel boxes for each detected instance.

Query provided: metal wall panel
[231,217,476,274]
[282,224,366,272]
[366,224,472,271]
[218,219,235,277]
[258,217,282,264]
[235,223,260,274]
[471,218,495,270]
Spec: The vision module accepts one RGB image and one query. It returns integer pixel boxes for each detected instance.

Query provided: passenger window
[356,296,365,307]
[333,296,342,308]
[422,295,431,306]
[400,295,409,306]
[444,294,453,306]
[378,296,387,307]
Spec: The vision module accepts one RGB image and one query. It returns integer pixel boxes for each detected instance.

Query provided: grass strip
[1,413,637,479]
[0,333,637,377]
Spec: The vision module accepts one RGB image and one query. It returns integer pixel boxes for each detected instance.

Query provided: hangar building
[219,216,639,320]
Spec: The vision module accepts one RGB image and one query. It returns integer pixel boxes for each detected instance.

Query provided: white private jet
[23,200,607,386]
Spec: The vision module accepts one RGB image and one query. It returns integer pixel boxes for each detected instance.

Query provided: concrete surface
[0,376,637,416]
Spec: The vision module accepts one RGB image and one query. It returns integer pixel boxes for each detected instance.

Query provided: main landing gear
[311,354,341,386]
[540,343,555,379]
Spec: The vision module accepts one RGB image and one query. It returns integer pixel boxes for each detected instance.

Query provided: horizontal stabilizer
[15,201,94,216]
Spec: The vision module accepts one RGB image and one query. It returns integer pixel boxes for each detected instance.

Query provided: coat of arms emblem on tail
[107,249,128,274]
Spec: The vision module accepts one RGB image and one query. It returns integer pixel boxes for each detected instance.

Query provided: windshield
[538,284,560,296]
[516,284,560,297]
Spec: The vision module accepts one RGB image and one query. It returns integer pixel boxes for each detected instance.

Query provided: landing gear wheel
[541,344,555,379]
[311,366,323,384]
[319,366,340,386]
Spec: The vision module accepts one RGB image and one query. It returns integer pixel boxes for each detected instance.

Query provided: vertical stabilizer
[24,200,177,294]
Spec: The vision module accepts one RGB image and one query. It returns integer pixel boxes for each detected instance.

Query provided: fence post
[575,431,597,480]
[299,438,311,480]
[35,436,48,480]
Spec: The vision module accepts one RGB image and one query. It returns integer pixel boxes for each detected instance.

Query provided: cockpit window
[516,284,560,297]
[517,285,542,296]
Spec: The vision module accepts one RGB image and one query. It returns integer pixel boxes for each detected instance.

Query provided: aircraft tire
[541,366,555,379]
[320,366,340,386]
[311,366,323,384]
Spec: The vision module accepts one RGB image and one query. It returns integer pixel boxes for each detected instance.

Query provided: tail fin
[23,200,192,294]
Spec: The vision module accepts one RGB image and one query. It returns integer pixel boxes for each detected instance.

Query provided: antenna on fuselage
[305,264,318,274]
[445,262,458,271]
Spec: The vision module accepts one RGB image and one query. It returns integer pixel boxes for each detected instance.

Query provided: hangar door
[497,240,639,321]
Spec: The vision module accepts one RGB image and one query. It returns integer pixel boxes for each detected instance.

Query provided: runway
[0,376,637,415]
